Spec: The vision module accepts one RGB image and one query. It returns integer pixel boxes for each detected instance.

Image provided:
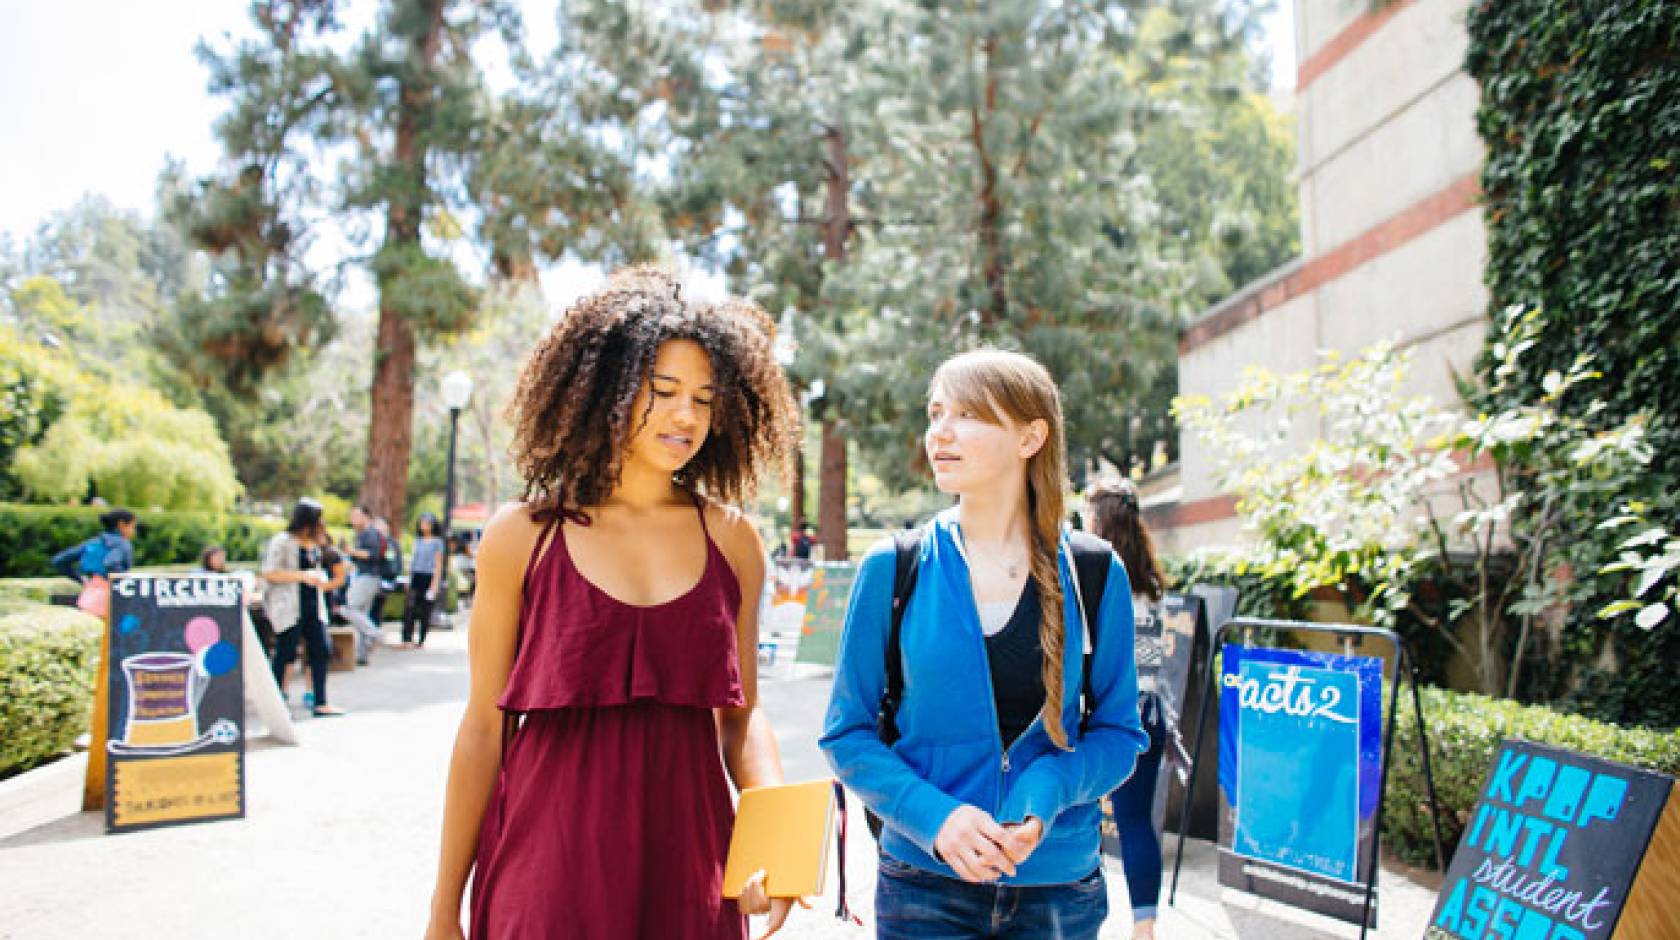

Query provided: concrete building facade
[1151,0,1491,554]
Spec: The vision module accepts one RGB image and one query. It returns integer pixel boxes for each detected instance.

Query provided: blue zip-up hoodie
[820,508,1148,885]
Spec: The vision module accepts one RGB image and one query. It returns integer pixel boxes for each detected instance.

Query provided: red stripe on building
[1159,451,1501,530]
[1180,171,1480,355]
[1297,0,1416,91]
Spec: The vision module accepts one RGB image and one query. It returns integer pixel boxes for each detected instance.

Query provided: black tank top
[985,579,1046,748]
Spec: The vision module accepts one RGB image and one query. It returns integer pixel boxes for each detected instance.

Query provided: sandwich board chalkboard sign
[104,574,246,834]
[1216,643,1385,925]
[1427,739,1679,940]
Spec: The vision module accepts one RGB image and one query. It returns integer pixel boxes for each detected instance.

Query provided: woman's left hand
[999,817,1045,866]
[737,869,810,940]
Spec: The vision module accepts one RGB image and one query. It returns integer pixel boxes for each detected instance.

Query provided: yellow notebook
[722,779,836,899]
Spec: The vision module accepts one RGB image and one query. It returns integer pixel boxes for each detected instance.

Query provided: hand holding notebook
[723,778,837,900]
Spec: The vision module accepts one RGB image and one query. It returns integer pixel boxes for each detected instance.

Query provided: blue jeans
[876,855,1108,940]
[1109,694,1166,920]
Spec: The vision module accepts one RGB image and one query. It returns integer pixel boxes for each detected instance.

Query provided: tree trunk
[790,444,806,532]
[815,124,851,560]
[971,35,1008,324]
[359,0,444,525]
[363,310,418,524]
[818,419,848,561]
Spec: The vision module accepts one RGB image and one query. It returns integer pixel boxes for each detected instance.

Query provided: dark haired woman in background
[51,508,137,583]
[261,499,345,717]
[1087,478,1167,940]
[424,266,802,940]
[403,512,447,649]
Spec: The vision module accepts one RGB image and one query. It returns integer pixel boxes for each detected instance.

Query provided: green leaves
[0,605,103,777]
[1466,0,1680,717]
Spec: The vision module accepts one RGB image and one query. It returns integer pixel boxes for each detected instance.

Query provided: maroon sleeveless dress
[470,504,747,939]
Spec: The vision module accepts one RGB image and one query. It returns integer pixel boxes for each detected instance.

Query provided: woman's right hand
[932,805,1017,883]
[422,913,465,940]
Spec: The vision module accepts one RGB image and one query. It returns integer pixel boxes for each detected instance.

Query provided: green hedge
[1385,686,1680,867]
[0,604,103,778]
[0,504,283,578]
[1164,551,1312,622]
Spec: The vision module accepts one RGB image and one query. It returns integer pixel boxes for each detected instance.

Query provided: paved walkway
[0,627,1440,938]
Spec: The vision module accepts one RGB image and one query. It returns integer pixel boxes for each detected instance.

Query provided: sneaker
[302,691,315,711]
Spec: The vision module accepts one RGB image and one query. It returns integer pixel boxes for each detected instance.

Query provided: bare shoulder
[702,500,766,581]
[476,501,547,572]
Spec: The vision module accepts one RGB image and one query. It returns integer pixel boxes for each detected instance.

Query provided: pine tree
[178,0,646,518]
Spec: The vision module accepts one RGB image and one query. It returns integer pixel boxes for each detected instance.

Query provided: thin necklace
[954,525,1027,580]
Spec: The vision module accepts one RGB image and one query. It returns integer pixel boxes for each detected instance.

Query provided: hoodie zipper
[952,523,1062,808]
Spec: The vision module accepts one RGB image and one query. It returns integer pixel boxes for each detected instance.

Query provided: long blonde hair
[931,350,1074,749]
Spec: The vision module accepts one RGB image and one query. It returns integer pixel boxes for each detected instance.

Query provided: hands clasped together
[933,806,1045,883]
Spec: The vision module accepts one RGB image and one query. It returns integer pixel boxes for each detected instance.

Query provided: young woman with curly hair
[821,350,1147,939]
[424,266,802,940]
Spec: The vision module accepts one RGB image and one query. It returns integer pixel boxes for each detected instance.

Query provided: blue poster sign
[1217,644,1385,924]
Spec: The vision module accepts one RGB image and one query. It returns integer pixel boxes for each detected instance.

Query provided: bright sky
[0,0,1296,309]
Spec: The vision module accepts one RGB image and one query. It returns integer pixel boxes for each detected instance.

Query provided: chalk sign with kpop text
[1217,644,1385,925]
[1426,740,1676,940]
[105,575,246,834]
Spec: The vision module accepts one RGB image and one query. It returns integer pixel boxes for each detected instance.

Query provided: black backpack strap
[881,527,924,738]
[1065,531,1112,733]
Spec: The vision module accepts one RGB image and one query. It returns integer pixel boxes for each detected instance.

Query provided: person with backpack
[1087,478,1169,940]
[820,349,1147,939]
[373,515,403,627]
[343,505,385,662]
[51,509,137,583]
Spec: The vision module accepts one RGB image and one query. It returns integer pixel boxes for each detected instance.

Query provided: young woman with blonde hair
[822,349,1147,939]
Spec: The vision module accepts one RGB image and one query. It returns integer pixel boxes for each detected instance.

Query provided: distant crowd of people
[51,501,478,720]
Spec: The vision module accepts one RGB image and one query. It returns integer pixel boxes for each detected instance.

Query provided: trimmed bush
[0,604,103,778]
[0,504,283,578]
[1165,550,1313,623]
[1385,686,1680,868]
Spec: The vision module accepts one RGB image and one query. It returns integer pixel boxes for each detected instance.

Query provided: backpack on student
[866,526,1112,840]
[50,535,109,583]
[379,533,402,580]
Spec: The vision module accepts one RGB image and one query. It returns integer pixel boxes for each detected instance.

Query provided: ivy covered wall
[1466,0,1679,726]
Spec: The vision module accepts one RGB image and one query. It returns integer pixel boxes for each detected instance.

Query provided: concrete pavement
[0,626,1441,938]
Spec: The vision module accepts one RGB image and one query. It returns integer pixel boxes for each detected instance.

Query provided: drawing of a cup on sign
[109,616,241,756]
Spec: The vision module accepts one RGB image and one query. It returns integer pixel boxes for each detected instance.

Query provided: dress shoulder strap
[692,492,711,538]
[522,514,561,590]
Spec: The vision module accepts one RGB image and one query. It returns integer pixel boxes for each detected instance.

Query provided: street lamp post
[439,371,474,611]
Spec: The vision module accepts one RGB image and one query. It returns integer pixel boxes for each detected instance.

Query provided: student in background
[51,509,137,583]
[821,349,1146,940]
[343,506,384,663]
[261,499,345,717]
[403,513,446,649]
[1087,478,1168,940]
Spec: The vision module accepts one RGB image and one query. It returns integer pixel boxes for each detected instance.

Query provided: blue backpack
[51,535,109,582]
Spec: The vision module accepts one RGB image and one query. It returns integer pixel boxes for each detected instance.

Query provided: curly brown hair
[507,265,799,519]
